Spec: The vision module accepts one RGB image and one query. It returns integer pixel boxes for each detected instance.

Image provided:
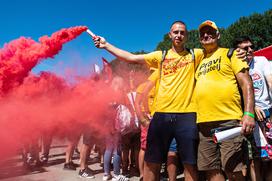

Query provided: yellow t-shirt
[147,69,159,115]
[194,48,249,123]
[136,70,158,115]
[144,49,203,113]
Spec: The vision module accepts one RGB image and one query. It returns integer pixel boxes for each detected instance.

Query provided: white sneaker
[112,174,129,181]
[103,174,112,181]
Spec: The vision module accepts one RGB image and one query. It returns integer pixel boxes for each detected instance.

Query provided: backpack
[114,93,140,135]
[115,104,133,135]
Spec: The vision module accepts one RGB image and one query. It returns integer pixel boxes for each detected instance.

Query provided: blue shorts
[144,112,198,165]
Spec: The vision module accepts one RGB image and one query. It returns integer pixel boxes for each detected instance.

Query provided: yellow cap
[199,20,219,31]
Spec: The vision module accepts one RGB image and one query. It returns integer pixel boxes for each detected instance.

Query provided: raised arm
[93,36,146,64]
[236,68,255,134]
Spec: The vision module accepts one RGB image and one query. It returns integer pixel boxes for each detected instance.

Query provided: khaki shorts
[197,120,246,172]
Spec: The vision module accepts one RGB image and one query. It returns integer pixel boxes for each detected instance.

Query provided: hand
[93,36,107,49]
[145,113,152,120]
[241,114,255,135]
[140,118,150,128]
[255,106,266,121]
[235,48,247,60]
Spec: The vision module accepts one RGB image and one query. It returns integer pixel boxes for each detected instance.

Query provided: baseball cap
[199,20,219,31]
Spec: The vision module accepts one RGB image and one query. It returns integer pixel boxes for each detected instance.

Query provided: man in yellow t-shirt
[93,21,202,181]
[195,20,255,181]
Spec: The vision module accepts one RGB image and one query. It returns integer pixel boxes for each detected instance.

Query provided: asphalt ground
[0,138,141,181]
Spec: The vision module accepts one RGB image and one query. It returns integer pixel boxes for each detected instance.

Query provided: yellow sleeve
[193,48,204,70]
[143,51,162,68]
[230,50,249,75]
[148,69,159,83]
[136,82,146,94]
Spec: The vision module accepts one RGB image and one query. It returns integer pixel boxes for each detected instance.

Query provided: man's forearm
[236,70,255,114]
[104,42,145,63]
[242,82,255,114]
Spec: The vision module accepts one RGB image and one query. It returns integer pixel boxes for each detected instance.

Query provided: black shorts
[144,112,198,165]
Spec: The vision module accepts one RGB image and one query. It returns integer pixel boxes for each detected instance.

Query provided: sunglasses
[199,31,217,38]
[242,45,254,51]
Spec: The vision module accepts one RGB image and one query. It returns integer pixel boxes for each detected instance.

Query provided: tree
[186,30,202,49]
[155,9,272,51]
[218,9,272,50]
[156,34,171,50]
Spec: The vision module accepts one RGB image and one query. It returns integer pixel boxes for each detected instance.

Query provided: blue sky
[0,0,271,76]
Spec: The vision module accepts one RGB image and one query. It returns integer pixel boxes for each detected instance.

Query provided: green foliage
[155,9,272,51]
[186,30,201,49]
[156,34,171,50]
[220,9,272,50]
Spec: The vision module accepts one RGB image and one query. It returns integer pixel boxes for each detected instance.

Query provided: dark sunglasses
[242,45,254,51]
[199,31,217,38]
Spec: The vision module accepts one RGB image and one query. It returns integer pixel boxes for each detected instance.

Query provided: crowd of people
[92,20,272,181]
[19,20,272,181]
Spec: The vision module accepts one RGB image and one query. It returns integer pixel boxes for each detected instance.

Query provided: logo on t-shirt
[197,57,221,77]
[251,72,263,93]
[162,56,193,76]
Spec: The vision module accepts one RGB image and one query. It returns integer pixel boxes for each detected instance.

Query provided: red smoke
[0,26,87,93]
[0,71,119,161]
[0,26,145,178]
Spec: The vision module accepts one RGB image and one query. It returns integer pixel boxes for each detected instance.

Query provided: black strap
[159,50,168,80]
[227,48,235,60]
[187,48,195,61]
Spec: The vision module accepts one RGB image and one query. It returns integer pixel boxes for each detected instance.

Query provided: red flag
[102,57,112,82]
[254,45,272,60]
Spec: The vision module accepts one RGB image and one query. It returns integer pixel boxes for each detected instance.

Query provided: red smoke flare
[0,26,87,93]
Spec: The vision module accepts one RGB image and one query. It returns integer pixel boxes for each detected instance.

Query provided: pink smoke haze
[0,26,87,93]
[0,71,122,160]
[0,26,127,161]
[0,26,149,174]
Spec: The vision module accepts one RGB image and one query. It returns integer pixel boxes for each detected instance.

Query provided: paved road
[0,139,140,181]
